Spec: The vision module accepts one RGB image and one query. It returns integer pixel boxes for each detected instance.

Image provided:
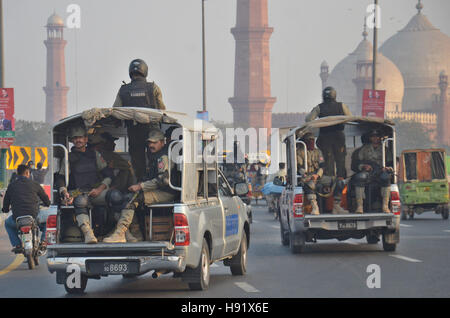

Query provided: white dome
[47,13,64,27]
[380,8,450,112]
[326,38,404,114]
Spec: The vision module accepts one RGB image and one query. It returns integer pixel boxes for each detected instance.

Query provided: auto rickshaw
[398,148,450,220]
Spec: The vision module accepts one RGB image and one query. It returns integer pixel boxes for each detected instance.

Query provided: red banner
[362,89,386,119]
[0,88,15,146]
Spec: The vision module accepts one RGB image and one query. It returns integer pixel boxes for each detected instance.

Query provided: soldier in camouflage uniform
[103,129,176,243]
[352,129,393,213]
[57,126,114,244]
[297,133,348,215]
[113,59,166,180]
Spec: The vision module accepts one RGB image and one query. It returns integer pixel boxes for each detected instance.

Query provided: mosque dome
[379,1,450,112]
[326,33,404,114]
[47,13,65,27]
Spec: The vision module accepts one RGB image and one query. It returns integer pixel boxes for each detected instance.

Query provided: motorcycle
[16,215,46,270]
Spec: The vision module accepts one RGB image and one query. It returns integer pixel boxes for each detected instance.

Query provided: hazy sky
[3,0,450,123]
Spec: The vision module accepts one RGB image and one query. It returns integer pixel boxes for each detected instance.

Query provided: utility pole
[0,0,6,188]
[201,0,207,113]
[372,0,378,90]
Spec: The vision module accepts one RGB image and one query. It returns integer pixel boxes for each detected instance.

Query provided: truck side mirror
[234,183,249,196]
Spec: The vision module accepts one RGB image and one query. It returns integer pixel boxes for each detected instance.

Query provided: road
[1,204,450,298]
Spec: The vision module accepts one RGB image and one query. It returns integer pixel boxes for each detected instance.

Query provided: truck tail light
[391,191,401,215]
[293,194,304,218]
[174,213,190,246]
[46,215,57,245]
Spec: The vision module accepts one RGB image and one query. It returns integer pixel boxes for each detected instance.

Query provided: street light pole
[201,0,207,113]
[372,0,378,90]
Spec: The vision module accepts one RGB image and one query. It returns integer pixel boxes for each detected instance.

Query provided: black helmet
[129,59,148,78]
[322,86,337,101]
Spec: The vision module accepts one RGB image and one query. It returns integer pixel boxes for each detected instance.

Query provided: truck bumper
[47,255,186,275]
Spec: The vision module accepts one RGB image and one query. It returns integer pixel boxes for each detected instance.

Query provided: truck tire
[230,232,248,276]
[441,207,449,220]
[64,274,88,294]
[280,220,289,246]
[289,232,305,254]
[382,234,396,252]
[185,238,210,291]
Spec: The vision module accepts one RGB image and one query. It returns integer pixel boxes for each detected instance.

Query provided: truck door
[218,171,241,255]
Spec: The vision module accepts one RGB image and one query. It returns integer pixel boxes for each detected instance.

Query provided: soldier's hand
[62,191,73,206]
[89,186,104,198]
[312,174,319,181]
[128,184,142,193]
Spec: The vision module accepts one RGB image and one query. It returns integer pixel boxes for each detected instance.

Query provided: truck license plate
[86,260,139,275]
[338,220,357,230]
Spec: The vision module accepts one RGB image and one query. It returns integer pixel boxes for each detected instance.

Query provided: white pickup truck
[278,116,401,253]
[46,107,250,294]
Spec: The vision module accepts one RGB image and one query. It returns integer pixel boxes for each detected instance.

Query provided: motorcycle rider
[103,129,177,243]
[305,87,352,179]
[113,59,166,180]
[56,126,114,244]
[2,165,51,253]
[352,129,393,213]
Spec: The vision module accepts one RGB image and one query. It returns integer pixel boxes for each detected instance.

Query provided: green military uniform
[353,131,393,213]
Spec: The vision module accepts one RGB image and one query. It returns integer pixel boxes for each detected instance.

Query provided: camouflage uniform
[354,141,393,213]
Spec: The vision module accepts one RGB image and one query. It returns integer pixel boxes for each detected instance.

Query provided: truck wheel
[280,220,289,246]
[382,234,396,252]
[185,238,210,291]
[289,232,305,254]
[441,207,449,220]
[230,232,248,276]
[64,274,88,294]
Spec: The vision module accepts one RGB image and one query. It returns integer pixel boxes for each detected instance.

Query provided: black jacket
[2,176,51,220]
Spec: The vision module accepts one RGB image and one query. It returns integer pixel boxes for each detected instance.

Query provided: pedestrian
[31,162,48,184]
[113,58,166,181]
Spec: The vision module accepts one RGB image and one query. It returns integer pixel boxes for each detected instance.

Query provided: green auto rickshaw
[399,148,449,220]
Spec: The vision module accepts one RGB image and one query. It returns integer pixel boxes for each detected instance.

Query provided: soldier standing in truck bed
[113,59,166,181]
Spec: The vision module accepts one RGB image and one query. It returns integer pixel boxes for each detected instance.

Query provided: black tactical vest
[68,148,100,191]
[118,77,157,108]
[318,101,345,134]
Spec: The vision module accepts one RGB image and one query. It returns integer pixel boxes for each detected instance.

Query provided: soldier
[89,132,142,241]
[113,59,166,180]
[297,133,348,215]
[305,86,352,179]
[103,129,177,243]
[57,126,114,244]
[352,129,393,213]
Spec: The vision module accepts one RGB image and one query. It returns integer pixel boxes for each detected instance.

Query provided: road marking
[234,282,260,293]
[389,255,422,263]
[400,224,413,228]
[0,255,25,276]
[270,225,279,229]
[444,230,450,233]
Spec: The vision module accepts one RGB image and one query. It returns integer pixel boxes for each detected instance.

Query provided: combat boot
[381,187,391,213]
[332,198,349,214]
[307,194,320,215]
[76,214,98,244]
[103,209,134,243]
[354,187,365,214]
[125,223,144,243]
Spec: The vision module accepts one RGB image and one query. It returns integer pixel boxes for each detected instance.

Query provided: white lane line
[400,224,413,228]
[443,230,450,233]
[234,282,260,293]
[270,225,279,229]
[389,255,422,263]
